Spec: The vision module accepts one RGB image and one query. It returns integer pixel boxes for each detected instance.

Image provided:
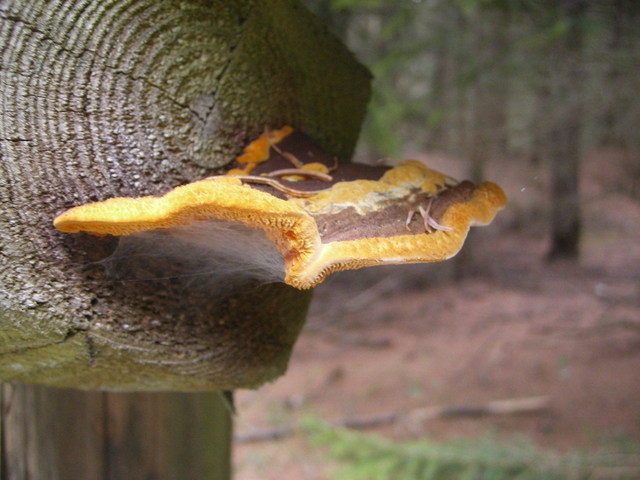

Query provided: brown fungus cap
[54,129,507,289]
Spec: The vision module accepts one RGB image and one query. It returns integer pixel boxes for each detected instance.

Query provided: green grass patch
[301,418,640,480]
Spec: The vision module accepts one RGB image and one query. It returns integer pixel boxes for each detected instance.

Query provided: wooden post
[1,385,231,480]
[0,1,370,478]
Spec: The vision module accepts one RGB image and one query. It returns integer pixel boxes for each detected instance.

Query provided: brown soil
[234,149,640,479]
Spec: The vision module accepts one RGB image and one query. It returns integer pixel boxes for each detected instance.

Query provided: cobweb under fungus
[54,128,507,290]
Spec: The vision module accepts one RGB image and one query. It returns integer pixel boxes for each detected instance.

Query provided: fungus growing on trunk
[54,129,506,289]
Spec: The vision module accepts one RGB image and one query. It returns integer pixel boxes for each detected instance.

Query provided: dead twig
[234,395,550,443]
[206,175,329,198]
[265,168,333,182]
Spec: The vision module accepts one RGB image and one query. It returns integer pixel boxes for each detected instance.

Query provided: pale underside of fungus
[54,128,507,290]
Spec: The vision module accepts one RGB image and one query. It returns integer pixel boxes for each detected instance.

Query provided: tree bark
[0,1,370,479]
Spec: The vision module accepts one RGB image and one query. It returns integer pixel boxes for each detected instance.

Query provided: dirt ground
[233,149,640,479]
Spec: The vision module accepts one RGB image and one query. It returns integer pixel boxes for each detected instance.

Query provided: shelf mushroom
[54,128,506,289]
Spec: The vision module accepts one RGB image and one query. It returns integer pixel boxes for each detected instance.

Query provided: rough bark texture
[0,0,370,390]
[1,384,232,479]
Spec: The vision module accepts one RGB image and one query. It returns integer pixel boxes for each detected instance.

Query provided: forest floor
[233,148,640,479]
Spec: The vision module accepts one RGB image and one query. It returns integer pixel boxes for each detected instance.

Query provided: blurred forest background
[311,0,639,162]
[235,1,640,479]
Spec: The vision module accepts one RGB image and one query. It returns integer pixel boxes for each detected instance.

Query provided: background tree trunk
[0,0,370,478]
[547,0,587,261]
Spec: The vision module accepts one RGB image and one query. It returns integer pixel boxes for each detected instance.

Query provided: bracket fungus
[54,128,506,290]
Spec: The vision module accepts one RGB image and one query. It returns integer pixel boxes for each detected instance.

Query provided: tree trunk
[425,21,453,151]
[529,79,551,166]
[468,8,510,177]
[0,0,370,478]
[547,0,587,261]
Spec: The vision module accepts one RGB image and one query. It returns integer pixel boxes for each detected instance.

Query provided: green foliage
[301,418,640,480]
[331,0,387,12]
